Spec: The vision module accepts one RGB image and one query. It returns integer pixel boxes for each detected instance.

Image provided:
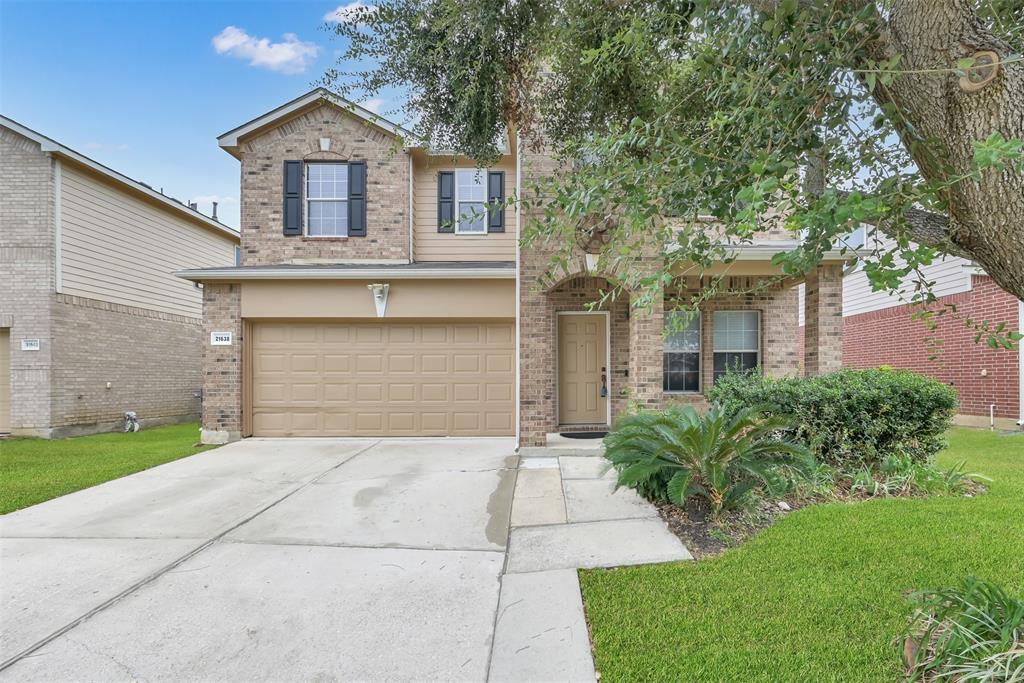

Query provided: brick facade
[196,101,848,446]
[238,104,410,265]
[804,264,844,375]
[1,125,226,437]
[49,295,202,434]
[200,284,243,443]
[1,127,56,433]
[514,144,822,446]
[843,275,1021,419]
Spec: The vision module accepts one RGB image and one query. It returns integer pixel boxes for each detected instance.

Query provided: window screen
[712,310,760,382]
[307,163,348,236]
[663,312,701,392]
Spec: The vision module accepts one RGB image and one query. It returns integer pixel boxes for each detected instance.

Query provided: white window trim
[452,168,490,236]
[664,311,702,394]
[304,162,349,238]
[712,310,762,380]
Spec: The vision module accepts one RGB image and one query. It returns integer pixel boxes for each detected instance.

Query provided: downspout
[1019,300,1024,427]
[408,151,414,263]
[514,135,522,447]
[54,158,62,293]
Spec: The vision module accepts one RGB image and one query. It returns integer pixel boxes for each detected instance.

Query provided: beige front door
[0,329,9,433]
[250,321,515,437]
[558,314,608,425]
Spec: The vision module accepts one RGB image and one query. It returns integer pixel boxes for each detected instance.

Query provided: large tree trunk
[866,0,1024,300]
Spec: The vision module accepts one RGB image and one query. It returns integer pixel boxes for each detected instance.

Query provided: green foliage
[905,577,1024,682]
[848,455,980,498]
[707,368,958,470]
[603,404,813,515]
[580,428,1024,682]
[324,0,1024,324]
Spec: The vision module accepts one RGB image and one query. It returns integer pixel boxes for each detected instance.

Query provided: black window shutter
[348,161,367,237]
[437,171,455,233]
[487,171,505,233]
[283,160,303,236]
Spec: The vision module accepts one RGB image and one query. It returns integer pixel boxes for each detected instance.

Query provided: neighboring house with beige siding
[0,116,240,437]
[180,89,847,446]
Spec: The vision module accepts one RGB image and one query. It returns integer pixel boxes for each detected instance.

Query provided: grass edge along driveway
[0,422,216,514]
[579,428,1024,682]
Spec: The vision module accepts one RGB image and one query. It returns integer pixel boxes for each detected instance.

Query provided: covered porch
[517,246,846,448]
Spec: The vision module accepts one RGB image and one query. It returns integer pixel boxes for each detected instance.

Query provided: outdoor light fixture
[368,283,389,318]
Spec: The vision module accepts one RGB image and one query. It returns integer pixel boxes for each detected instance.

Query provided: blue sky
[1,0,396,229]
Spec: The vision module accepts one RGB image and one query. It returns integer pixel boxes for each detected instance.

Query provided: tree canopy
[325,0,1023,347]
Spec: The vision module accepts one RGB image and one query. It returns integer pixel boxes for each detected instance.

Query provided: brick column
[628,277,664,412]
[201,283,242,443]
[804,264,843,375]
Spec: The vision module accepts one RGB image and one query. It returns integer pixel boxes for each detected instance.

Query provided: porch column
[628,281,664,412]
[803,264,843,375]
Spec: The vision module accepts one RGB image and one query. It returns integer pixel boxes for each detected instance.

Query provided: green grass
[0,422,216,514]
[579,428,1024,682]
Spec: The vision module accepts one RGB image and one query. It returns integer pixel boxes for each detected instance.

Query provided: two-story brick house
[1,116,240,437]
[180,89,847,447]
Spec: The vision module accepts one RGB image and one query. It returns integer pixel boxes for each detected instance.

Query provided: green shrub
[849,456,980,498]
[603,405,813,515]
[707,368,958,469]
[904,577,1024,682]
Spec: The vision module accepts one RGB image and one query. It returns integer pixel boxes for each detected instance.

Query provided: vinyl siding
[412,151,516,262]
[59,163,237,318]
[841,233,973,317]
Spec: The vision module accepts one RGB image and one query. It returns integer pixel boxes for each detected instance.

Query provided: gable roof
[0,115,239,242]
[217,88,513,157]
[217,88,417,158]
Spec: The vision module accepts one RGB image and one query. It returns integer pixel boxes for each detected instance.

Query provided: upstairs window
[712,310,760,382]
[306,163,348,237]
[664,312,701,393]
[455,170,487,234]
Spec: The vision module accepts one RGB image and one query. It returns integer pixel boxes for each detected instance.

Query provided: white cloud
[212,26,319,75]
[358,98,385,114]
[324,1,376,23]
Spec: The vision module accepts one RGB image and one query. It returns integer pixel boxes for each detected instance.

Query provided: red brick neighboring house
[800,229,1023,430]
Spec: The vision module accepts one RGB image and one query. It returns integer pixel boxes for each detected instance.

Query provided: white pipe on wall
[1019,300,1024,427]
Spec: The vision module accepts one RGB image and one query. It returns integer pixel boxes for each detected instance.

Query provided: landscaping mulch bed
[653,497,794,559]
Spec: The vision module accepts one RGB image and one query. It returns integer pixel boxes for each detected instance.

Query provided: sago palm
[603,405,813,515]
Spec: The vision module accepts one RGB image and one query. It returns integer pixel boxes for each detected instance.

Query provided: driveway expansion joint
[0,439,383,672]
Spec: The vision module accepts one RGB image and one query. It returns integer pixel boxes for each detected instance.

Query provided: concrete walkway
[0,438,689,682]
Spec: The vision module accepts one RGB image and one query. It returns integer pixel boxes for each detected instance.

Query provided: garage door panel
[453,384,480,402]
[251,321,514,437]
[420,326,448,343]
[453,355,480,373]
[388,354,416,373]
[355,326,383,343]
[421,355,448,373]
[323,383,351,401]
[324,355,351,373]
[388,384,416,402]
[323,412,351,431]
[485,383,513,402]
[421,384,448,402]
[323,326,351,343]
[388,326,416,343]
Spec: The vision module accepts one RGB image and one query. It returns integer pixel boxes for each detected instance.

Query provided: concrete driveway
[0,438,520,681]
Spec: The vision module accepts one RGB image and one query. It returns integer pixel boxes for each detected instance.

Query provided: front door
[558,313,608,425]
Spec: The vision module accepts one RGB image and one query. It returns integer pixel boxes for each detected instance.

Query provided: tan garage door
[251,321,515,437]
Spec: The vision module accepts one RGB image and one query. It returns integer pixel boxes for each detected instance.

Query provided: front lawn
[0,422,215,514]
[580,428,1024,682]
